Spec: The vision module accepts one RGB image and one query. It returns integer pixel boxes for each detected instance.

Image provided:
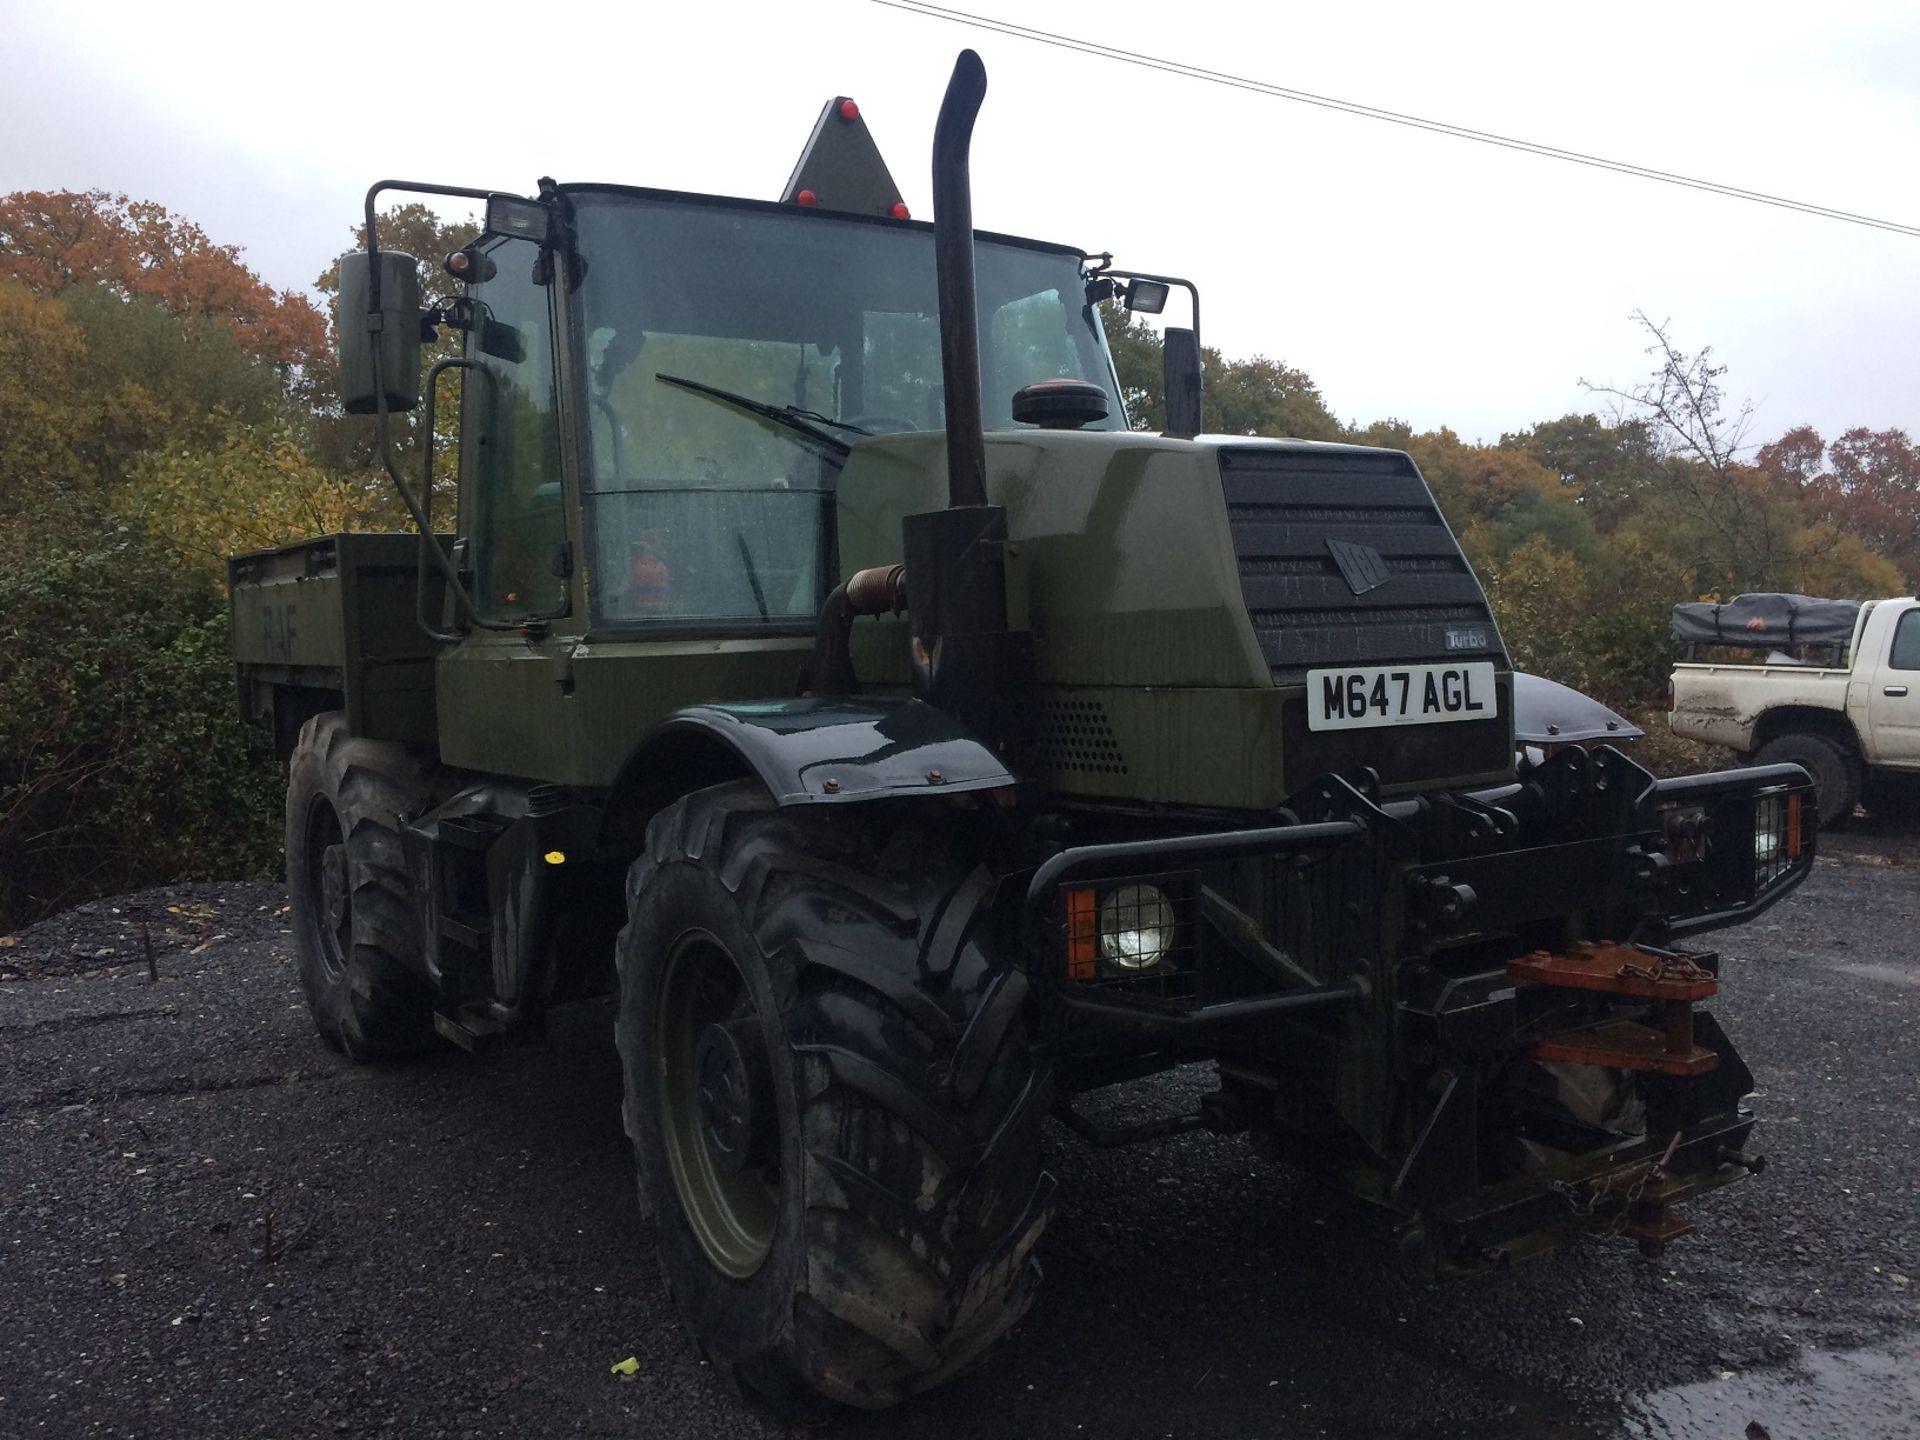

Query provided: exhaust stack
[932,49,988,508]
[903,50,1030,755]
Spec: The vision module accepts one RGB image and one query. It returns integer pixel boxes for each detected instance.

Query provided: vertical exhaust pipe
[932,49,989,509]
[904,50,1032,757]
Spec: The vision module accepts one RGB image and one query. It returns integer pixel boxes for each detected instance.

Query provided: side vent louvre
[1036,697,1128,775]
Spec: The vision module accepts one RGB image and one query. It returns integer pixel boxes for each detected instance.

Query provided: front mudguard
[628,698,1015,806]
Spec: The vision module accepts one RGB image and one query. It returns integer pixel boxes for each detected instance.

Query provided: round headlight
[1755,795,1784,863]
[1098,884,1176,971]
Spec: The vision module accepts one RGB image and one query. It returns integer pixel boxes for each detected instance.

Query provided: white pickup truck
[1669,592,1920,827]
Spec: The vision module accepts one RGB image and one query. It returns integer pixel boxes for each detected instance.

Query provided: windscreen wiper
[654,373,861,458]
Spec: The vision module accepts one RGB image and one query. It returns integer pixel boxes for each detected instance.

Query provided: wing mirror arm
[348,179,533,636]
[1086,263,1205,436]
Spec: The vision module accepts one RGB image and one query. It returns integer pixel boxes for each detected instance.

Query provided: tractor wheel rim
[657,930,778,1279]
[308,801,350,982]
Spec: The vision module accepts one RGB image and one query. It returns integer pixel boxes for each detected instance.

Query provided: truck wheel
[1755,732,1858,830]
[615,781,1053,1415]
[285,712,435,1057]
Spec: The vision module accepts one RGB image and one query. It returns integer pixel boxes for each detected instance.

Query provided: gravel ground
[2,837,1916,1439]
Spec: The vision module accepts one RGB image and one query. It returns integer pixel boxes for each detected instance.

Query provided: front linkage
[1026,744,1814,1271]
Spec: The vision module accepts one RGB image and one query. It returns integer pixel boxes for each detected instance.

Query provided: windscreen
[571,192,1122,628]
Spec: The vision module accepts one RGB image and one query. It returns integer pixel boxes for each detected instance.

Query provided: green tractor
[232,52,1813,1415]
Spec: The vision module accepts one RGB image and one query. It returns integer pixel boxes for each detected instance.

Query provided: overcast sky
[7,0,1916,448]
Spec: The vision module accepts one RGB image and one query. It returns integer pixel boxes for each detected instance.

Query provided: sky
[5,0,1916,449]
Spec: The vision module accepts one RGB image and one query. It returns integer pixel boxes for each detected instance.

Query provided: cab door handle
[1886,685,1909,697]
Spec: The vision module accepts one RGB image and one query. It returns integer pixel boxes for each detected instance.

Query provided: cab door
[435,231,579,778]
[1863,605,1920,767]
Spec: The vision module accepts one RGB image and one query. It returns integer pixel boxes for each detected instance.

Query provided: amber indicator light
[1065,888,1097,980]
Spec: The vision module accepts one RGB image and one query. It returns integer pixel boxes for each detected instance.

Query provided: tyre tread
[616,783,1053,1414]
[286,713,433,1057]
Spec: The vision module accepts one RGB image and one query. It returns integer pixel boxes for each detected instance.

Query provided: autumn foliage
[0,189,326,370]
[0,190,414,929]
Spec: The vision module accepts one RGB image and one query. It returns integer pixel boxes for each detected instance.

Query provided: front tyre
[285,713,435,1057]
[615,782,1053,1414]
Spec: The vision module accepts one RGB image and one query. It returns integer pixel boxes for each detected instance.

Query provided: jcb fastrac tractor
[232,52,1814,1415]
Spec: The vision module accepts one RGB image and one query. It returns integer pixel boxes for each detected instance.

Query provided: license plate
[1306,662,1496,731]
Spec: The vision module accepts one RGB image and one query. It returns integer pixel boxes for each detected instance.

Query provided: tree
[1582,313,1796,595]
[1396,427,1564,538]
[1499,412,1661,530]
[0,282,89,521]
[0,535,280,932]
[1760,425,1920,587]
[0,189,326,376]
[1754,424,1826,489]
[1095,301,1343,440]
[119,417,402,585]
[0,279,292,522]
[312,203,480,506]
[1204,351,1341,440]
[1098,303,1165,429]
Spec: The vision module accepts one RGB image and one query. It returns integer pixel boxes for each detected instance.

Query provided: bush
[1479,536,1676,706]
[0,530,281,931]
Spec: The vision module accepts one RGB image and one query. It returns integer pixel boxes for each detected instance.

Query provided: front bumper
[1024,746,1814,1042]
[1021,745,1812,1264]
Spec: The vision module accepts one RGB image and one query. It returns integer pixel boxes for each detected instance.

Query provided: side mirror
[338,250,423,415]
[1163,326,1203,437]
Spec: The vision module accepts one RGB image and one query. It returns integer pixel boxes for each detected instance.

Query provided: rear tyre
[285,712,435,1057]
[615,781,1053,1415]
[1754,732,1858,831]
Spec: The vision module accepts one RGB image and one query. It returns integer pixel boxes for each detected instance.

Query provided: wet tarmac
[1618,1332,1920,1439]
[2,832,1916,1438]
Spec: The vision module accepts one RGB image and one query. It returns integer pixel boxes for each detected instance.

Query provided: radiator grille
[1218,446,1506,683]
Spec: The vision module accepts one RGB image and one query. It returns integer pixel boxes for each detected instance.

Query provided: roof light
[484,195,550,242]
[795,188,819,206]
[838,99,860,121]
[890,201,911,219]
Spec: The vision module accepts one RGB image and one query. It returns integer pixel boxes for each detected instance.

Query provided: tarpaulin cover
[1669,593,1860,648]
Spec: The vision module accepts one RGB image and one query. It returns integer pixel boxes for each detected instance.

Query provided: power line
[872,0,1920,240]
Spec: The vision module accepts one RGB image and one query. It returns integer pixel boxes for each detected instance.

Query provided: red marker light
[838,99,860,121]
[446,250,470,274]
[795,189,819,206]
[889,201,911,220]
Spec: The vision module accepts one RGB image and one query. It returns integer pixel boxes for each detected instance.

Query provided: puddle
[1616,1333,1920,1439]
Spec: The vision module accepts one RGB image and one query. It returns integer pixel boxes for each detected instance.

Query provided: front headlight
[1098,883,1176,971]
[1754,802,1782,864]
[1753,790,1802,882]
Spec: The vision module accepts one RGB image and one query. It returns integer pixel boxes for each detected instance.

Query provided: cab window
[1888,610,1920,670]
[466,235,567,621]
